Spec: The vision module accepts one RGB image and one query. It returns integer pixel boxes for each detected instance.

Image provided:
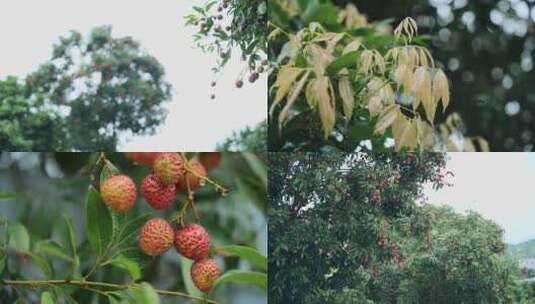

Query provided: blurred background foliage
[0,152,267,303]
[317,0,535,151]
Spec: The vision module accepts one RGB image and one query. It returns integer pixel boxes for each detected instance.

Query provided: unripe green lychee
[174,223,211,260]
[100,175,137,212]
[139,218,174,256]
[191,259,221,292]
[177,160,207,191]
[153,153,184,186]
[125,152,162,166]
[141,174,176,210]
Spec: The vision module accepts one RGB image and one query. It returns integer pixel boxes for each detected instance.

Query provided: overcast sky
[424,153,535,244]
[0,0,266,151]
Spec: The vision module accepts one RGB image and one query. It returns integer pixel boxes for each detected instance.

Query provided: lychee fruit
[198,152,222,171]
[139,218,174,256]
[174,223,211,260]
[100,175,137,212]
[235,80,244,88]
[177,159,207,191]
[191,259,221,292]
[141,174,176,210]
[126,152,162,166]
[153,153,184,186]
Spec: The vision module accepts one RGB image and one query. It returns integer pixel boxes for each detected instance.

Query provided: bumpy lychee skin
[198,152,222,171]
[100,175,137,212]
[153,153,184,186]
[141,174,176,210]
[174,224,211,260]
[125,152,162,166]
[177,160,207,191]
[139,218,174,256]
[191,259,221,292]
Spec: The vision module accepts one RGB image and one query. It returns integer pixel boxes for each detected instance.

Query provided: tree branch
[1,279,217,304]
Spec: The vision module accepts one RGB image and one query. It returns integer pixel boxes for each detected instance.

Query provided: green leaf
[0,191,16,201]
[215,270,267,289]
[0,254,5,276]
[7,222,30,251]
[63,215,79,277]
[100,160,120,184]
[35,240,73,262]
[27,252,53,278]
[105,255,141,281]
[326,51,359,75]
[242,153,267,187]
[215,245,267,271]
[180,256,202,297]
[131,282,160,304]
[40,291,54,304]
[116,213,152,246]
[85,186,113,256]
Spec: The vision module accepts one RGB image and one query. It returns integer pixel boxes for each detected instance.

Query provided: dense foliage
[0,152,267,303]
[0,26,172,151]
[269,152,529,303]
[0,77,65,150]
[292,0,535,151]
[268,1,486,152]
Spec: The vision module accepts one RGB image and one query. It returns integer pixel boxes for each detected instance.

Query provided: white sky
[0,0,266,151]
[424,153,535,244]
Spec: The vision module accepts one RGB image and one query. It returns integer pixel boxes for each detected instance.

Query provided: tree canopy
[269,152,530,303]
[1,26,172,151]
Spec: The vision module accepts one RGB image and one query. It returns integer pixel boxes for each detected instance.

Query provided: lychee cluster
[99,153,224,292]
[131,152,222,292]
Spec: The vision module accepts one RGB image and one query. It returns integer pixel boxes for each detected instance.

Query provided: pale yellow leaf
[338,76,355,120]
[374,104,399,135]
[314,76,336,138]
[343,39,361,54]
[269,67,304,117]
[415,118,435,149]
[368,96,382,118]
[392,114,417,151]
[422,95,437,124]
[279,71,311,127]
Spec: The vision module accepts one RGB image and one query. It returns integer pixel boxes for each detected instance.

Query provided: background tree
[0,77,66,150]
[0,152,267,303]
[0,26,172,151]
[217,120,267,151]
[269,152,528,303]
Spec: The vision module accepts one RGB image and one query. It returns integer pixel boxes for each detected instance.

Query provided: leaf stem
[1,279,217,304]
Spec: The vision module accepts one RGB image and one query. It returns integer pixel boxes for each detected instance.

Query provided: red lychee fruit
[125,152,162,166]
[100,175,137,212]
[139,218,174,256]
[198,152,222,171]
[174,223,211,260]
[153,153,184,186]
[191,259,221,292]
[141,174,176,210]
[177,159,207,191]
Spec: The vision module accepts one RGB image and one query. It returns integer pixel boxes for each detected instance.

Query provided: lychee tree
[1,26,172,151]
[268,152,522,303]
[0,152,267,303]
[268,1,488,152]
